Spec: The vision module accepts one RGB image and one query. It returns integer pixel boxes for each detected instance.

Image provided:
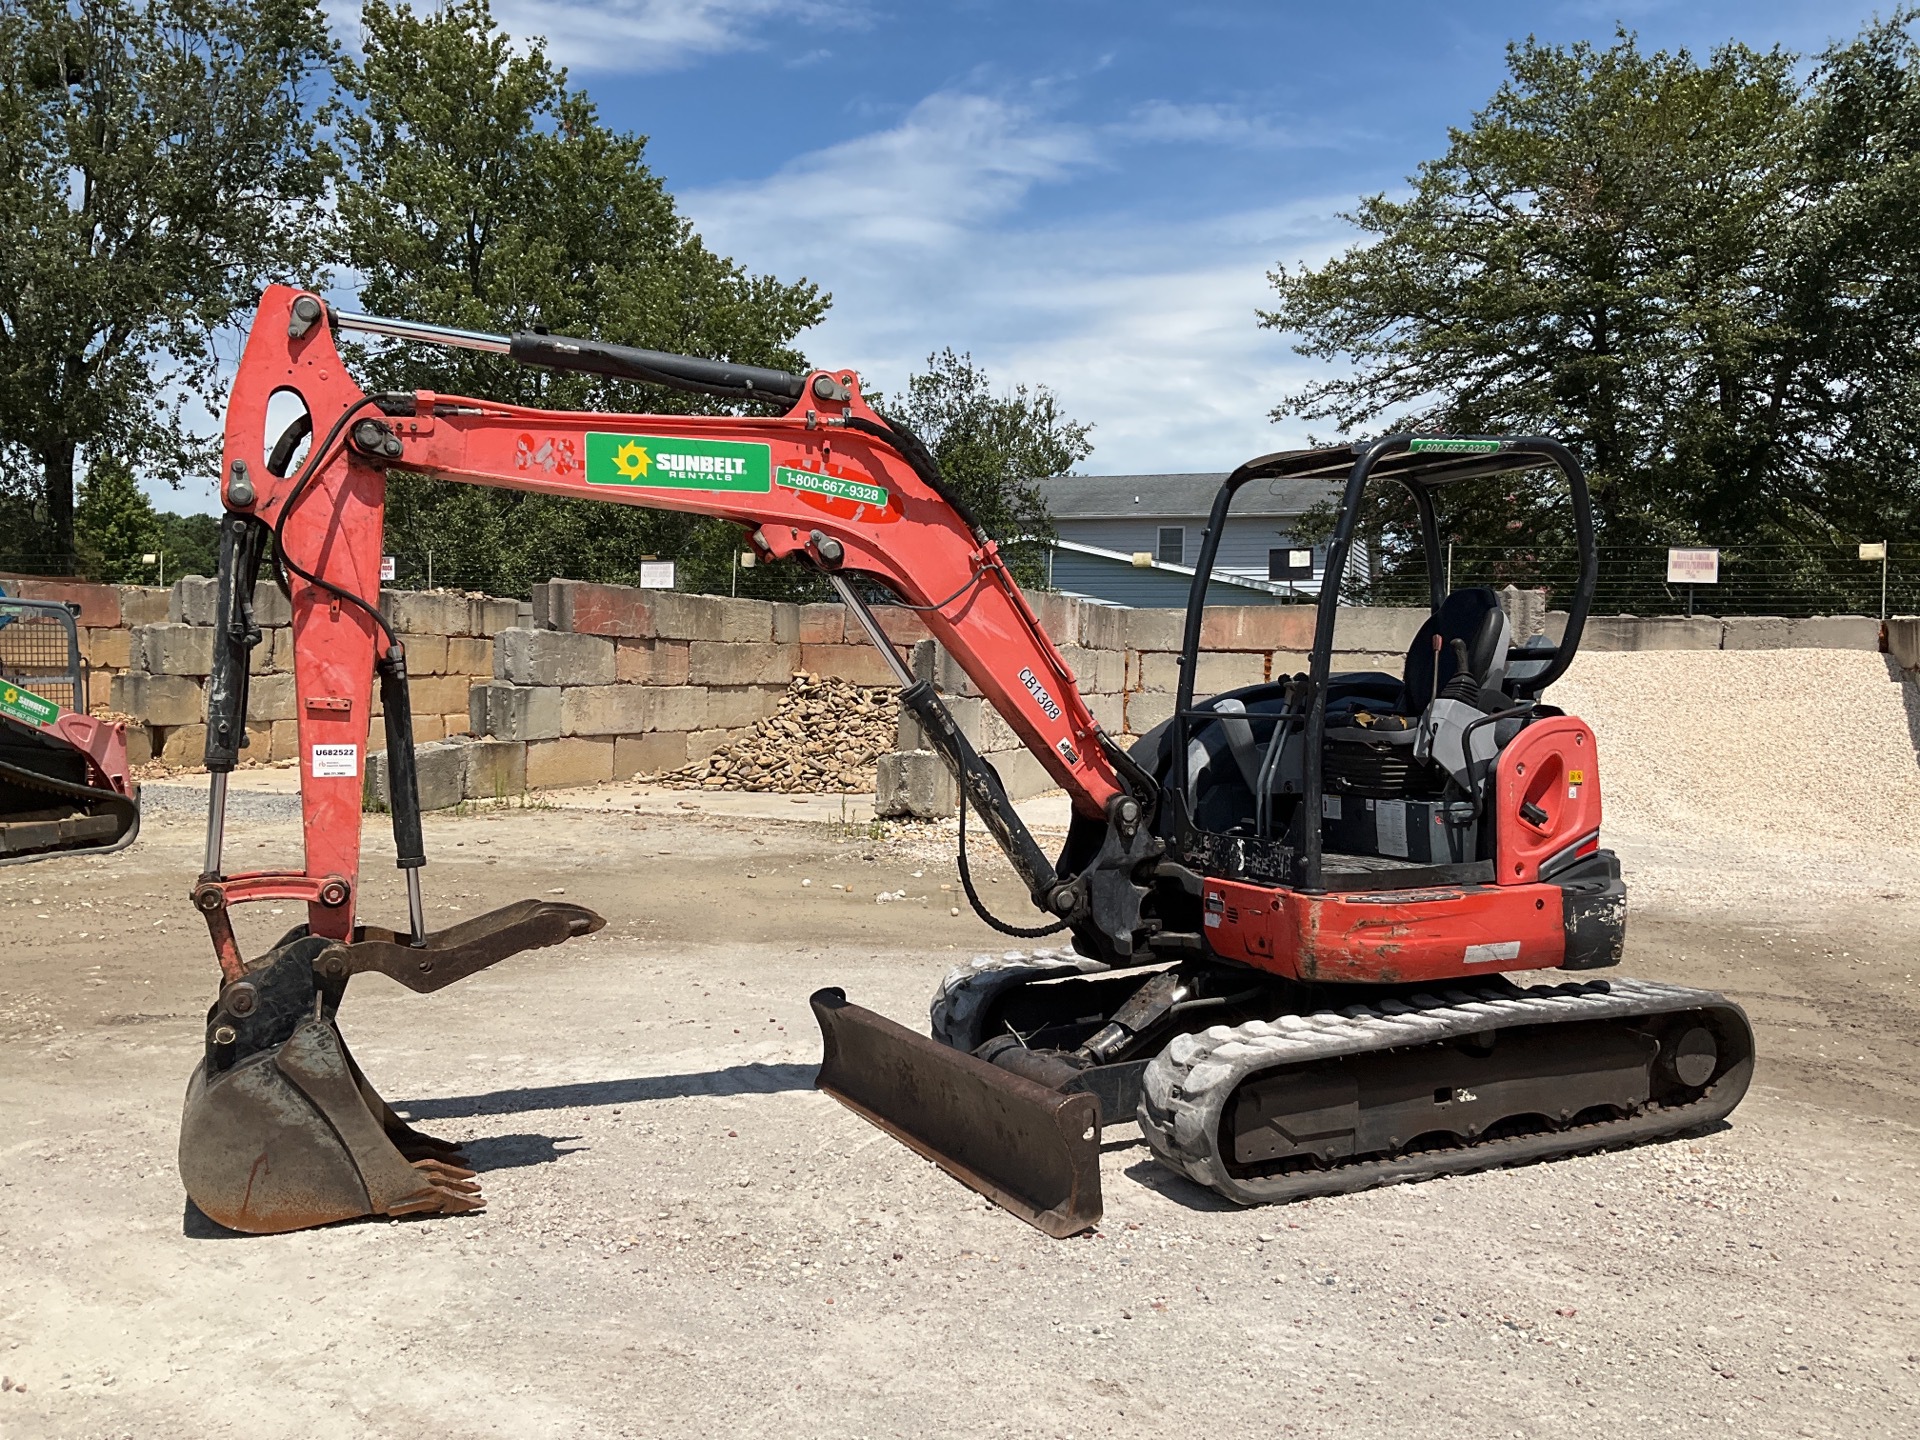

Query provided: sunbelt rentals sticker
[0,680,59,728]
[584,433,772,493]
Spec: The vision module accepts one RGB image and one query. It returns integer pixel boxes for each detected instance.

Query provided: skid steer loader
[176,287,1751,1236]
[0,593,137,861]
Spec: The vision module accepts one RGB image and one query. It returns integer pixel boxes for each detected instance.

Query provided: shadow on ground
[399,1061,819,1121]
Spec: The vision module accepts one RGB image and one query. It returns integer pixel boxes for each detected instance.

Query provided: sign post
[1860,542,1888,620]
[1666,548,1720,617]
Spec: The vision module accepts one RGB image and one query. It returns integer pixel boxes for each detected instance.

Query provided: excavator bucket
[181,901,602,1233]
[0,598,137,862]
[811,988,1103,1238]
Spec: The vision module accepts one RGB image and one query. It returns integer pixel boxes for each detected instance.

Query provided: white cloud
[684,91,1356,474]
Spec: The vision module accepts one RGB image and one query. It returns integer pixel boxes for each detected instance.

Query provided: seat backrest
[1402,588,1505,707]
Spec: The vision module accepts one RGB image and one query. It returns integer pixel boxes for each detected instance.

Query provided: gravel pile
[646,672,896,793]
[1548,648,1920,853]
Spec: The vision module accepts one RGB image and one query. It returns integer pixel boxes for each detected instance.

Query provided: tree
[335,0,827,597]
[882,348,1091,587]
[73,455,157,581]
[0,0,336,572]
[1260,22,1920,605]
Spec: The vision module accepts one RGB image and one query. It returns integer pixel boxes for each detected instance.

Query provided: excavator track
[1138,977,1753,1206]
[929,948,1108,1051]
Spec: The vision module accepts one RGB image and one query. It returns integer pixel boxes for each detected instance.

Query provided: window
[1156,526,1184,564]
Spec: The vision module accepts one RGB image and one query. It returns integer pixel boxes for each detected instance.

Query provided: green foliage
[881,348,1090,587]
[73,457,157,581]
[152,509,219,579]
[0,0,336,569]
[1263,18,1920,602]
[336,0,828,598]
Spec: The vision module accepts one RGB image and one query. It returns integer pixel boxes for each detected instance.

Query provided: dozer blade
[811,988,1102,1238]
[179,900,603,1234]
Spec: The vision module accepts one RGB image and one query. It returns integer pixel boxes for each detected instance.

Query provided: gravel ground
[1,651,1916,1438]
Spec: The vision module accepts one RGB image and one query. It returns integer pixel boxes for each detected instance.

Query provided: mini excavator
[179,286,1753,1235]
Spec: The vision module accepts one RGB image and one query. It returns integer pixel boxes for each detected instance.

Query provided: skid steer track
[1138,977,1753,1206]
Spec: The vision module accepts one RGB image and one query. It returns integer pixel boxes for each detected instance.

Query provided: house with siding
[1035,472,1344,605]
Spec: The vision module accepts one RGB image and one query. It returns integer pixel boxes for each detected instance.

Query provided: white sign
[1666,548,1720,585]
[310,744,359,779]
[639,560,676,590]
[1860,542,1887,561]
[380,555,397,581]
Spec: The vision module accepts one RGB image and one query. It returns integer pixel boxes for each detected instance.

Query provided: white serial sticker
[1465,941,1523,965]
[1321,793,1342,819]
[311,743,359,779]
[1375,799,1408,858]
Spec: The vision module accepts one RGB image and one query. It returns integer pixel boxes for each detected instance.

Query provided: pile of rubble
[646,672,897,793]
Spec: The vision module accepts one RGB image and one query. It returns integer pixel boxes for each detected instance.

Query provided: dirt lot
[1,785,1916,1439]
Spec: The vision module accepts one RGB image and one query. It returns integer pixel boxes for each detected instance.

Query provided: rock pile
[645,672,896,792]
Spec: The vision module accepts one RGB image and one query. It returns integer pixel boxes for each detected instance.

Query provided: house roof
[1038,472,1342,521]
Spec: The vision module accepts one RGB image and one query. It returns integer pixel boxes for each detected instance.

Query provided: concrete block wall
[102,576,518,768]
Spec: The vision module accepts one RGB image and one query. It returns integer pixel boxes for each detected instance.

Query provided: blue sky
[174,1,1890,511]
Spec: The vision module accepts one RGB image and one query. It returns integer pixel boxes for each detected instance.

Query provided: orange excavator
[179,286,1753,1235]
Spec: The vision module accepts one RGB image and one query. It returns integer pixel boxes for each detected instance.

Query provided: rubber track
[928,949,1107,1053]
[1137,977,1753,1206]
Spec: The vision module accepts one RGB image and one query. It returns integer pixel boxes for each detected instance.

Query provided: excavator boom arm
[214,286,1133,944]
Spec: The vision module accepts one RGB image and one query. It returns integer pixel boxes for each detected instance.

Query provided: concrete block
[365,738,474,812]
[712,596,775,643]
[381,590,469,636]
[1139,650,1266,694]
[686,728,739,762]
[616,638,691,686]
[140,623,216,677]
[871,607,932,648]
[797,603,845,645]
[412,714,446,742]
[123,724,153,767]
[547,579,657,638]
[617,731,689,777]
[157,722,207,768]
[648,591,727,642]
[1330,607,1425,654]
[82,627,132,671]
[876,749,956,819]
[1029,592,1085,647]
[397,633,448,675]
[1124,609,1186,652]
[805,642,904,688]
[646,685,709,732]
[495,628,616,686]
[979,701,1021,754]
[9,578,118,628]
[109,672,205,727]
[115,586,170,627]
[442,712,471,738]
[1125,690,1175,735]
[704,685,777,729]
[897,694,984,752]
[248,629,282,677]
[250,580,292,628]
[771,602,801,645]
[168,576,218,626]
[445,636,493,675]
[526,736,615,789]
[987,745,1054,802]
[1582,615,1722,651]
[1783,616,1881,650]
[1058,645,1124,696]
[1087,692,1125,733]
[1198,606,1316,653]
[464,739,527,799]
[1716,617,1787,650]
[1080,604,1129,651]
[561,684,653,736]
[688,641,800,687]
[1888,616,1920,670]
[241,722,273,764]
[1497,585,1548,641]
[469,683,563,742]
[472,597,519,636]
[270,719,299,763]
[406,675,472,715]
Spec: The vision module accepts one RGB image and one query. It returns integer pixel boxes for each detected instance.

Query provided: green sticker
[777,466,889,508]
[585,433,772,492]
[1408,437,1502,454]
[0,679,59,728]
